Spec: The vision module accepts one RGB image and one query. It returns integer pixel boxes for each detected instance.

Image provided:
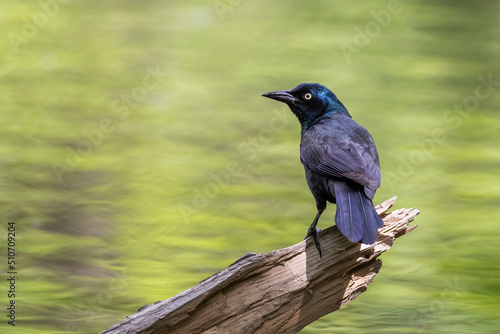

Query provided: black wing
[300,125,380,199]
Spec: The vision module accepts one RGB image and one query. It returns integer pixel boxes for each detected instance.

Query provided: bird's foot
[304,226,322,258]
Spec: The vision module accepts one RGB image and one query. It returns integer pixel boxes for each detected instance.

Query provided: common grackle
[263,83,383,257]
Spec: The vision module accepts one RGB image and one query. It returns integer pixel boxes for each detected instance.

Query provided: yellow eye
[303,92,312,100]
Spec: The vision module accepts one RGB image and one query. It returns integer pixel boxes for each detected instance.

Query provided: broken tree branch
[101,196,419,334]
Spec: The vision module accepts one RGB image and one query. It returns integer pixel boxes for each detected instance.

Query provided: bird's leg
[305,207,325,257]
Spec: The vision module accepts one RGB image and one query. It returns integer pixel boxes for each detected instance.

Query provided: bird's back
[300,111,381,198]
[301,112,373,149]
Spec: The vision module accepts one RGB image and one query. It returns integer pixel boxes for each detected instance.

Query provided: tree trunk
[100,196,419,334]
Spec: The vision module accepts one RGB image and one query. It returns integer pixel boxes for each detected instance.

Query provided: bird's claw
[305,227,322,258]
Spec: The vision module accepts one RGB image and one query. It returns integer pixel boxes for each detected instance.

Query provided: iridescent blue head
[263,83,350,132]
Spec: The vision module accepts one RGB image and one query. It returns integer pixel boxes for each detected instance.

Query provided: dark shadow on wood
[295,233,359,333]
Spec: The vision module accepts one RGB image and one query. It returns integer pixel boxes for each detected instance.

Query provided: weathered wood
[101,197,418,334]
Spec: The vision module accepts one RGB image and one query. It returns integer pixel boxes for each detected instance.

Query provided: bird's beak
[262,90,298,105]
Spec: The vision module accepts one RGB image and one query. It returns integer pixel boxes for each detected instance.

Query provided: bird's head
[262,83,349,131]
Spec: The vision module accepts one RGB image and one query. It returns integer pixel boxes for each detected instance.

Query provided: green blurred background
[2,0,500,333]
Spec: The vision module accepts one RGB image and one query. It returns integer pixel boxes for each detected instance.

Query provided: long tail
[332,181,384,244]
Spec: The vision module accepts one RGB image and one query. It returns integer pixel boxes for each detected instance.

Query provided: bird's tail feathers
[333,181,383,244]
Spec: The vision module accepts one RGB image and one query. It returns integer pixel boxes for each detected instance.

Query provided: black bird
[262,83,383,256]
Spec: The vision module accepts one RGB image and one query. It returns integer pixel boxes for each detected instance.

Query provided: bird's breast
[303,165,336,204]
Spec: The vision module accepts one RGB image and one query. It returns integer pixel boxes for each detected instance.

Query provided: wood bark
[101,196,419,334]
